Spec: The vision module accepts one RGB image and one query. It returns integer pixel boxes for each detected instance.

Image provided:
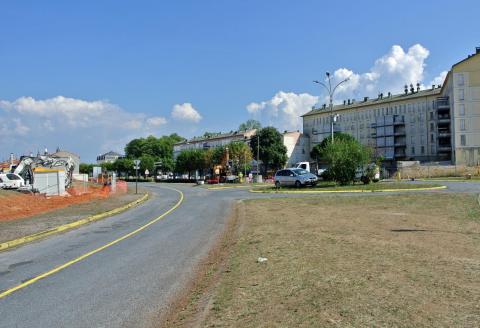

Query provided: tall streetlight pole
[314,72,349,143]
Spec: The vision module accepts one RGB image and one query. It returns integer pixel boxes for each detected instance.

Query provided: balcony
[437,132,451,138]
[437,115,451,124]
[436,100,450,110]
[438,145,452,152]
[395,151,406,158]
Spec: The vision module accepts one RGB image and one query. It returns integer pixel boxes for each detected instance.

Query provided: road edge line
[248,185,447,194]
[0,187,183,300]
[0,193,150,252]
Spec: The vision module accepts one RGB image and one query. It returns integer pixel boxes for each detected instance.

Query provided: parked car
[0,173,25,189]
[274,168,318,188]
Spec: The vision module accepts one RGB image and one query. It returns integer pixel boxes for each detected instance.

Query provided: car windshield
[292,169,309,175]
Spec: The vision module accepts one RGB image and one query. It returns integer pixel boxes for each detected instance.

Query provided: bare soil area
[0,185,145,243]
[170,193,480,328]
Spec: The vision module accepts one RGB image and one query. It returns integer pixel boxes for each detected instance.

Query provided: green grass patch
[254,181,443,192]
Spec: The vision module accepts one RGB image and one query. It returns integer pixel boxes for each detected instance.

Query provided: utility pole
[257,134,260,180]
[314,72,350,143]
[133,159,141,194]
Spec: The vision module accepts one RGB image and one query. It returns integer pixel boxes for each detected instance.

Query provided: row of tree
[175,141,253,178]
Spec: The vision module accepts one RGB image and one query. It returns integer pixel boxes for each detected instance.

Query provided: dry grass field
[170,193,480,328]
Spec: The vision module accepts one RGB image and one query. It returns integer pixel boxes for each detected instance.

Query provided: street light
[314,72,349,143]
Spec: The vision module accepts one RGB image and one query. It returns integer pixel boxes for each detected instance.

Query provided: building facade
[96,151,124,164]
[302,47,480,166]
[173,130,257,159]
[283,131,309,167]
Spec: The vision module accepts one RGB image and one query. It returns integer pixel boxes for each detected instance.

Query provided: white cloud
[171,103,202,123]
[328,44,433,101]
[0,96,169,161]
[429,70,448,87]
[146,116,168,127]
[246,91,318,131]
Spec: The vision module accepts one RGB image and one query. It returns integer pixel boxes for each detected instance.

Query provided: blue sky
[1,0,479,161]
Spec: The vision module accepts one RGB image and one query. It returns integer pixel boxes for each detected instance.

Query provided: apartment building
[283,131,309,167]
[173,129,257,159]
[302,47,480,166]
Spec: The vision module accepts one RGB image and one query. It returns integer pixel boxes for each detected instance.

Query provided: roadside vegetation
[168,193,480,327]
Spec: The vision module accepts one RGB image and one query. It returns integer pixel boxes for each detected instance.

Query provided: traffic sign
[134,165,140,170]
[133,159,141,165]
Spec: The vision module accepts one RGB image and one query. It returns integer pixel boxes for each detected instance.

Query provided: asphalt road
[0,181,478,328]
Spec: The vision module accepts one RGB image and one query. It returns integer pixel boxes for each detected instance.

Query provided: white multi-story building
[282,131,309,167]
[302,47,480,166]
[173,130,257,159]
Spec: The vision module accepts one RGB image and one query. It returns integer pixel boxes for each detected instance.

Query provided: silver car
[274,168,318,188]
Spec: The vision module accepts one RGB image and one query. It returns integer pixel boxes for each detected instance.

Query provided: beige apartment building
[302,47,480,166]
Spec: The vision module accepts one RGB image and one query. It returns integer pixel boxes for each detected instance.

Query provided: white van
[0,173,25,189]
[294,162,325,177]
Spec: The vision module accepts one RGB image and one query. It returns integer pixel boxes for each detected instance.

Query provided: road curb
[249,185,447,194]
[0,193,150,252]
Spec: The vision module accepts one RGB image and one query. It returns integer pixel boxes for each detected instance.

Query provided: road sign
[145,169,149,176]
[133,159,141,165]
[134,165,140,170]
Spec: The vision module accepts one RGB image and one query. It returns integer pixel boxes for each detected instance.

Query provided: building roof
[99,151,123,157]
[52,150,80,159]
[175,129,257,145]
[302,87,442,118]
[452,47,480,68]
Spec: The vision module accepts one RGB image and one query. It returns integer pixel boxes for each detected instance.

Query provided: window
[459,104,465,116]
[431,145,435,153]
[457,73,464,86]
[430,112,434,120]
[420,135,425,145]
[458,89,465,101]
[431,134,435,142]
[430,122,434,131]
[411,147,415,155]
[421,146,425,154]
[460,135,466,146]
[411,136,415,144]
[460,119,466,131]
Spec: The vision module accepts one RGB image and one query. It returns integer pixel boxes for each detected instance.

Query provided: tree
[124,134,185,174]
[238,119,261,131]
[79,163,94,175]
[227,141,253,174]
[139,154,155,177]
[112,158,134,177]
[175,149,205,179]
[249,127,287,175]
[310,132,355,163]
[320,137,372,185]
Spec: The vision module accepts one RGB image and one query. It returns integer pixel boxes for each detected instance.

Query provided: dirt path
[0,186,144,243]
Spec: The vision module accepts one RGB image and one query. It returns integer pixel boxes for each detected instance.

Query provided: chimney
[432,84,435,90]
[322,104,326,109]
[387,92,391,97]
[343,100,346,105]
[476,47,480,54]
[347,99,351,105]
[363,96,369,102]
[410,84,415,94]
[10,153,14,165]
[404,84,408,95]
[416,83,420,92]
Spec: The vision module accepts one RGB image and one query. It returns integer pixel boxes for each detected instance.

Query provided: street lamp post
[314,72,349,143]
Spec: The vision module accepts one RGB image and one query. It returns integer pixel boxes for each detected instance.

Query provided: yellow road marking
[0,187,184,300]
[249,185,447,194]
[0,193,150,252]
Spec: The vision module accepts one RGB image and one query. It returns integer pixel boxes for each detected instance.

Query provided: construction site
[0,150,134,229]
